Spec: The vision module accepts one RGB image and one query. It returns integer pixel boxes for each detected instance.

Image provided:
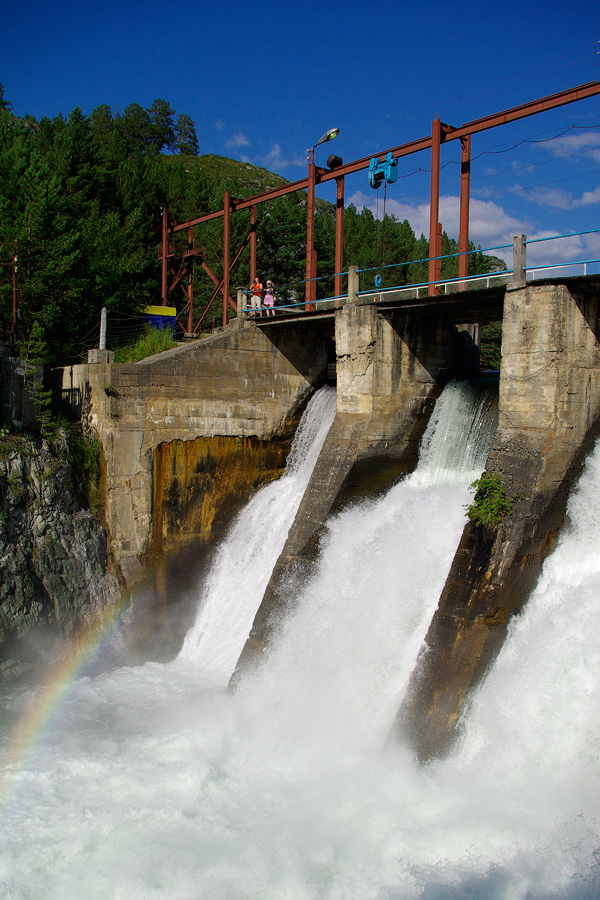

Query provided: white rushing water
[179,384,337,681]
[1,378,599,900]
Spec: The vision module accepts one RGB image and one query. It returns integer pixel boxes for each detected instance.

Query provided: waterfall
[2,377,600,900]
[179,384,337,681]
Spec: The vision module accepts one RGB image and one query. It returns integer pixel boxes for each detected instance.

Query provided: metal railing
[237,229,600,318]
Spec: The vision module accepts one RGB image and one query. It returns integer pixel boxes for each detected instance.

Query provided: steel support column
[305,152,316,309]
[223,191,230,327]
[435,223,442,284]
[250,206,257,284]
[428,117,442,296]
[161,207,168,304]
[12,238,18,339]
[163,81,600,314]
[335,175,345,305]
[458,135,471,290]
[187,227,194,333]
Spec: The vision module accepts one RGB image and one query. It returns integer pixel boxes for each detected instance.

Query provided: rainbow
[0,593,130,811]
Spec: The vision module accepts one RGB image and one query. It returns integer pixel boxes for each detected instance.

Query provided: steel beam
[428,118,442,296]
[250,206,257,284]
[448,81,600,142]
[165,80,600,313]
[335,175,345,303]
[171,81,600,236]
[223,191,230,327]
[305,152,317,309]
[458,135,471,290]
[161,207,168,303]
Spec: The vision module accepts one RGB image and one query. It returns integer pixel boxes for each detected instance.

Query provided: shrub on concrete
[467,471,513,530]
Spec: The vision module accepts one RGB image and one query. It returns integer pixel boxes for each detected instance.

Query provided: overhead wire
[254,45,596,180]
[275,43,597,172]
[306,112,600,212]
[348,120,600,216]
[438,167,600,214]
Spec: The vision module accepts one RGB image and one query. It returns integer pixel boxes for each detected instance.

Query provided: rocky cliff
[0,431,122,682]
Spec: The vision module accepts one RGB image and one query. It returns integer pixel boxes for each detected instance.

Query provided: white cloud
[528,187,575,209]
[544,132,600,164]
[580,185,600,206]
[528,182,600,210]
[347,190,527,262]
[286,154,310,169]
[468,199,526,247]
[264,143,282,166]
[225,131,250,149]
[345,189,600,273]
[215,119,224,131]
[262,144,306,171]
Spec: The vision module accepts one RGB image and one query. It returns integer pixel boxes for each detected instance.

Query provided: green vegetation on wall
[68,430,103,516]
[467,471,513,531]
[113,326,177,363]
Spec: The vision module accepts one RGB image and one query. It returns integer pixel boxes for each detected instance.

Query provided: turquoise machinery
[368,152,398,190]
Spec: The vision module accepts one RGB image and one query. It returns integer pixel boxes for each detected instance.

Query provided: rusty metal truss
[158,81,600,325]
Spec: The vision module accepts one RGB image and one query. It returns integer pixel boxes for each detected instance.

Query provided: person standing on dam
[249,277,263,317]
[263,280,276,316]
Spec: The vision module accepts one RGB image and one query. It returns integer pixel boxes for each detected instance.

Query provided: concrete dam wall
[63,320,328,587]
[63,276,600,758]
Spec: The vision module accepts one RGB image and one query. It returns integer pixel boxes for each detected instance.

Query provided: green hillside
[179,154,289,196]
[0,88,504,369]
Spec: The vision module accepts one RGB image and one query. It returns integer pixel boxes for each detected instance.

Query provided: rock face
[0,433,122,682]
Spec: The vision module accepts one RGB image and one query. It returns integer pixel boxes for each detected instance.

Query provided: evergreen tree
[0,91,504,360]
[148,99,176,152]
[118,103,153,153]
[258,195,308,302]
[89,104,114,153]
[175,114,199,156]
[0,82,12,112]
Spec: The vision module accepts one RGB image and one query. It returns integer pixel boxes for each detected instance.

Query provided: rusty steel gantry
[158,81,600,329]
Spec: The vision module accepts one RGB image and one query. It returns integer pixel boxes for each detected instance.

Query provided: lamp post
[305,127,339,309]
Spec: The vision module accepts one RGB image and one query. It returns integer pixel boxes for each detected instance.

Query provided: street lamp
[305,127,340,309]
[311,127,340,152]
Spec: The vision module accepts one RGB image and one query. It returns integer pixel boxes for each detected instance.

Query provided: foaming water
[416,375,498,485]
[179,385,337,681]
[2,378,599,899]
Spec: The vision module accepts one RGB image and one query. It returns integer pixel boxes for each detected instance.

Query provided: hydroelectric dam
[61,268,600,761]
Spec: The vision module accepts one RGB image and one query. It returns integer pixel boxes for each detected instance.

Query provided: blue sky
[3,0,600,271]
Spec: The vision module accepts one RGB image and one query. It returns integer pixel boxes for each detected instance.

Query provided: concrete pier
[393,281,600,760]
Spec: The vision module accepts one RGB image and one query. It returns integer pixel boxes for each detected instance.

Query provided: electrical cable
[437,166,600,214]
[306,116,600,212]
[256,46,597,178]
[320,44,597,161]
[361,122,600,209]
